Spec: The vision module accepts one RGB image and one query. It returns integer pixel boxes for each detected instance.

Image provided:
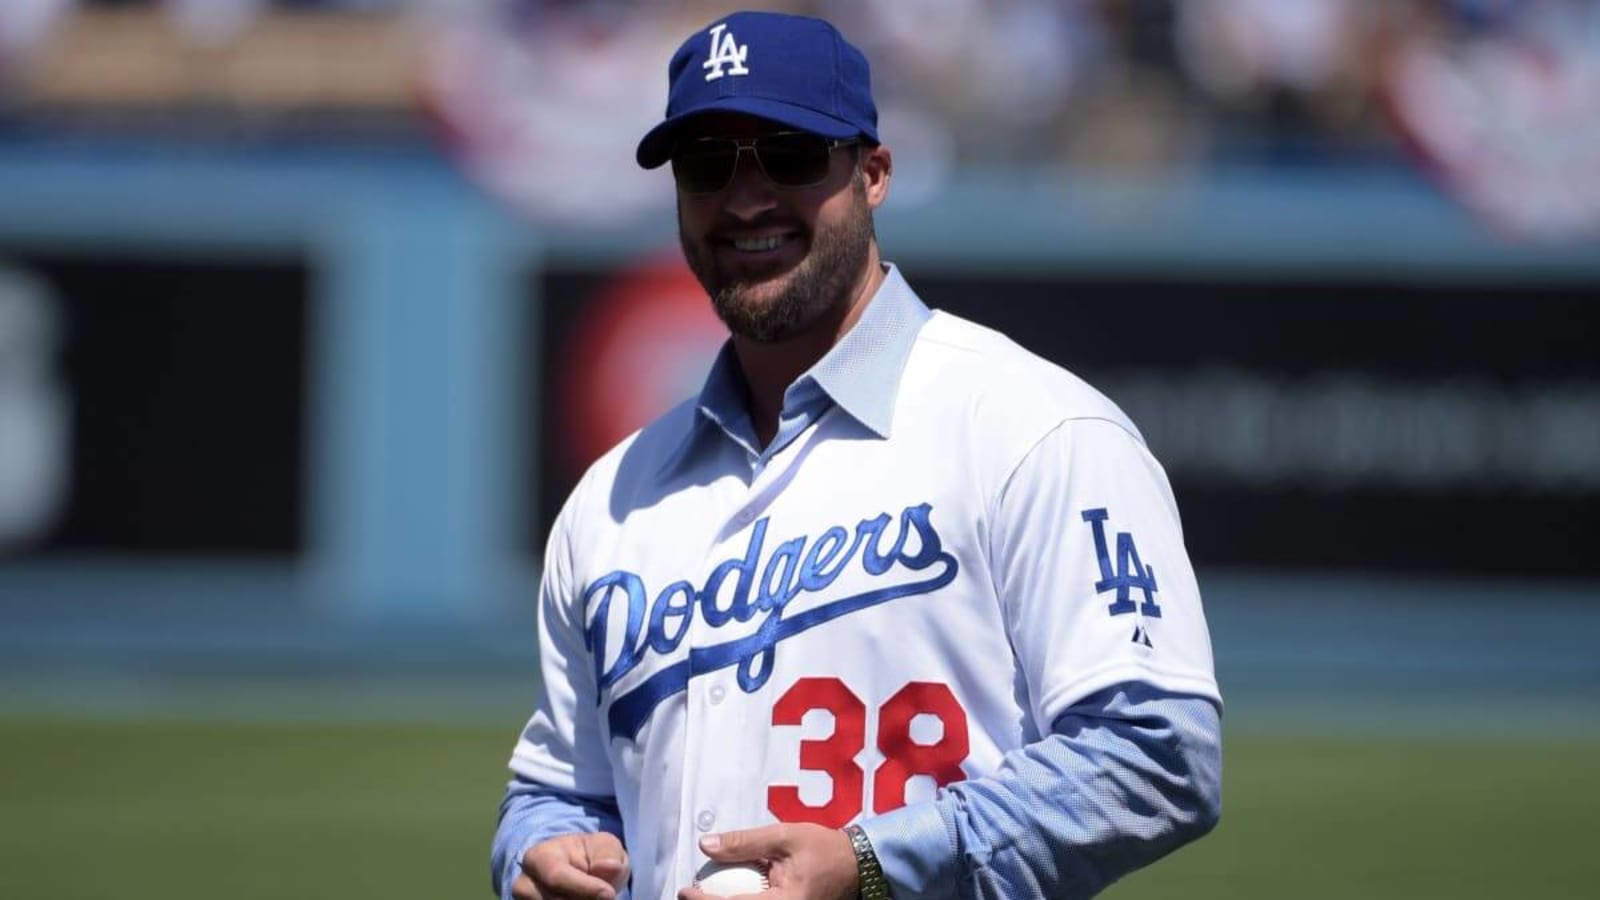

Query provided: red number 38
[767,677,970,827]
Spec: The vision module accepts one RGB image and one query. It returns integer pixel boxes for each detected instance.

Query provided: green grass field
[1,719,1595,900]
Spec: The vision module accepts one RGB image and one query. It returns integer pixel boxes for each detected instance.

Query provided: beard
[680,177,875,343]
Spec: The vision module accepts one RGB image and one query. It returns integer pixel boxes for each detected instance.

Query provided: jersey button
[734,509,754,527]
[709,685,726,705]
[696,809,716,832]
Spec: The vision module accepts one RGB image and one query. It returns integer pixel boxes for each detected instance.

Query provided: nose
[721,149,778,220]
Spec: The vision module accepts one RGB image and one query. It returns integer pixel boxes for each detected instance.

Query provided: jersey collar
[661,263,932,475]
[806,263,932,438]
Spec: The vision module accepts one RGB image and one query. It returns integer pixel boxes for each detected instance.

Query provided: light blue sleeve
[490,775,628,900]
[859,684,1222,900]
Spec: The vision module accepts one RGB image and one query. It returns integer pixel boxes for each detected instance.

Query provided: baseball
[693,860,770,897]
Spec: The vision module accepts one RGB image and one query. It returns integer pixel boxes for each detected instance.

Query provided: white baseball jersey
[512,266,1219,900]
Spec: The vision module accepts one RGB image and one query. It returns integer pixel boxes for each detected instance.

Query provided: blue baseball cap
[635,11,879,169]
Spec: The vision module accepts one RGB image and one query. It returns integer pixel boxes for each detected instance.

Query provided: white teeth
[732,235,785,252]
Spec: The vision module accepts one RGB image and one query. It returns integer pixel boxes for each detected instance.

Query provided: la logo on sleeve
[1081,508,1162,619]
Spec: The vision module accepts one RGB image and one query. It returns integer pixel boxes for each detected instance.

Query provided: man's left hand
[677,823,859,900]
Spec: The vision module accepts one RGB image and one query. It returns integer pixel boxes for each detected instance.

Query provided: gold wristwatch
[844,824,890,900]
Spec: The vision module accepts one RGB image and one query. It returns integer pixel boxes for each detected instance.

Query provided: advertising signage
[0,254,308,558]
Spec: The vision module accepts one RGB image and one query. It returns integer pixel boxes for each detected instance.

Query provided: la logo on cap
[702,22,749,81]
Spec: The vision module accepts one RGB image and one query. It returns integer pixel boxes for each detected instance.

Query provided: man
[492,11,1221,900]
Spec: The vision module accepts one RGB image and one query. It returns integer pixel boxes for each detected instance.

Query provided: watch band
[844,824,890,900]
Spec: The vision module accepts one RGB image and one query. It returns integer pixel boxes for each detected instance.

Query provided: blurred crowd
[1,0,1596,234]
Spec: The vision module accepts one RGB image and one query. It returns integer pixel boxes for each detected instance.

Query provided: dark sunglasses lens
[756,135,832,186]
[671,145,737,192]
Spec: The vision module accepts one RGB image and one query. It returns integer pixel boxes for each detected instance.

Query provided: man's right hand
[513,832,631,900]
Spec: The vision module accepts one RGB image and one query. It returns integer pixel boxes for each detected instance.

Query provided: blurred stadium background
[1,1,1597,898]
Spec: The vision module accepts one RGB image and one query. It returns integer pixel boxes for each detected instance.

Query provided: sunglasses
[670,131,861,194]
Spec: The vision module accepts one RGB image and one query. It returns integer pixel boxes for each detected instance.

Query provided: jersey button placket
[681,493,745,883]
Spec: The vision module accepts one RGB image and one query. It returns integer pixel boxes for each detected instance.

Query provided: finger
[589,857,629,890]
[511,871,539,900]
[580,833,631,889]
[527,857,619,900]
[701,824,788,862]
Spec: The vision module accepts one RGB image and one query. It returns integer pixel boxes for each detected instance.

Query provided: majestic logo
[585,503,959,740]
[1082,508,1162,618]
[702,23,750,81]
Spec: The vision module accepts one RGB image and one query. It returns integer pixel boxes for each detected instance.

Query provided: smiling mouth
[733,235,786,252]
[721,231,800,255]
